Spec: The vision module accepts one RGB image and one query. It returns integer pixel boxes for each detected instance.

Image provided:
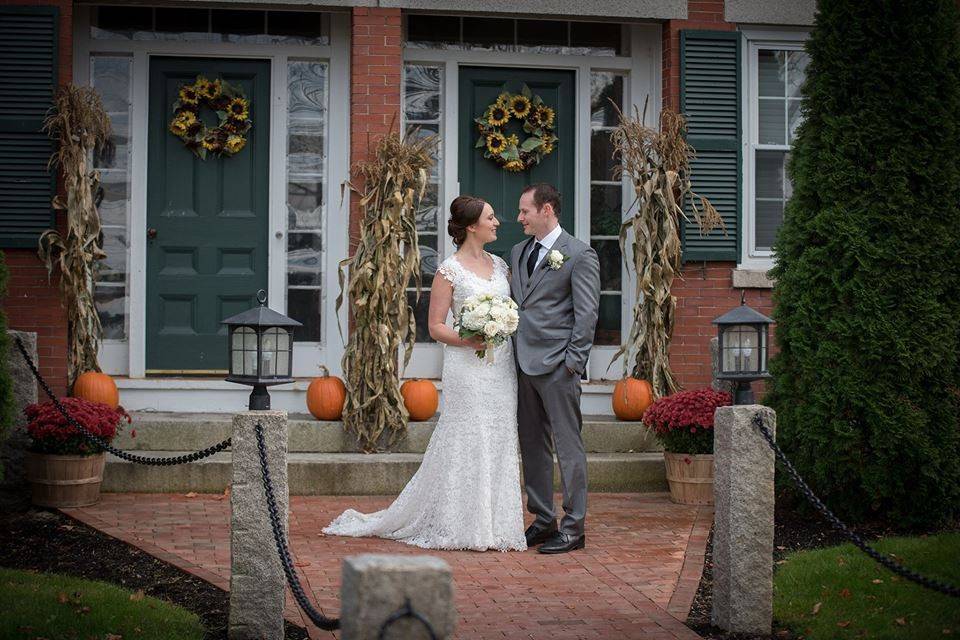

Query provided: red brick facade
[1,0,73,396]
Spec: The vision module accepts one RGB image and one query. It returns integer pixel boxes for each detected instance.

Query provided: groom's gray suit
[510,228,601,537]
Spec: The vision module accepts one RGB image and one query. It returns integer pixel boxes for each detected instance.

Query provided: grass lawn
[774,532,960,639]
[0,567,205,640]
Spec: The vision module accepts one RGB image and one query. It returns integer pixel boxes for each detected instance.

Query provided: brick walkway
[63,493,711,640]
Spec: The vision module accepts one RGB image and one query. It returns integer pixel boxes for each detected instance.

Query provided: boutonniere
[545,249,569,271]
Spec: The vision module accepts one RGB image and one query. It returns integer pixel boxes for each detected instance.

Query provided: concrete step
[117,412,661,454]
[101,451,668,495]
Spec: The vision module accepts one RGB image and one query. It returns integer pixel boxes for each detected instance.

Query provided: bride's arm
[427,275,486,349]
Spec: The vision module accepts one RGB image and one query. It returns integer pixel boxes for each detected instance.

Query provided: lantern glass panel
[260,328,278,376]
[231,326,259,376]
[722,324,761,374]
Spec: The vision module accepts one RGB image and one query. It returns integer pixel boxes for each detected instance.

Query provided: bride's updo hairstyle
[447,195,487,247]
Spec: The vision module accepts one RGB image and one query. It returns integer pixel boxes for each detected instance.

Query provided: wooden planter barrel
[663,452,714,505]
[25,452,106,508]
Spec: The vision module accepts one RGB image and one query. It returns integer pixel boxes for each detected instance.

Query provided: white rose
[483,321,501,337]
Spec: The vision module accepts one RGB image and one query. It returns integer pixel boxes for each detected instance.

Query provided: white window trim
[739,27,809,271]
[74,7,351,378]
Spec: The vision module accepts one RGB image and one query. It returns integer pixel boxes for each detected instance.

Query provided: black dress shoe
[537,531,586,554]
[524,521,558,547]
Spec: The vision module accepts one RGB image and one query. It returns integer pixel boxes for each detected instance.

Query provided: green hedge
[766,0,960,527]
[0,251,14,480]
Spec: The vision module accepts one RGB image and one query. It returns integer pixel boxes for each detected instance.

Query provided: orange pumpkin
[401,379,439,422]
[72,371,119,409]
[306,365,346,421]
[612,377,654,421]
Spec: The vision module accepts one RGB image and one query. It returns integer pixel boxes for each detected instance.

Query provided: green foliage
[767,0,960,527]
[0,251,14,480]
[774,533,960,638]
[0,567,205,639]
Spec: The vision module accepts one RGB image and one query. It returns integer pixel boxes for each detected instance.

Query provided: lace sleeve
[437,257,458,285]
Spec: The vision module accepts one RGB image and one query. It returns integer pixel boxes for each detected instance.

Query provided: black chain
[15,337,231,466]
[378,597,438,640]
[255,422,340,631]
[752,412,960,598]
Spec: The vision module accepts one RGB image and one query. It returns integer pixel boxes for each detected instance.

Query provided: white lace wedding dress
[323,253,527,551]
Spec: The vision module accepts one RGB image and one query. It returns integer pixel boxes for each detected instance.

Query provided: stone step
[116,412,661,454]
[102,451,668,495]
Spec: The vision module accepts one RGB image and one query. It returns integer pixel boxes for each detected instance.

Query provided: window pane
[407,290,433,343]
[211,9,264,41]
[287,233,323,286]
[462,17,514,49]
[288,181,323,230]
[590,130,617,182]
[592,239,622,291]
[788,99,803,144]
[267,11,328,45]
[594,294,621,346]
[590,185,621,236]
[92,6,152,39]
[755,200,783,251]
[404,65,442,122]
[418,234,439,286]
[787,51,809,98]
[591,73,623,127]
[517,19,567,52]
[288,288,322,342]
[406,15,460,47]
[758,50,785,97]
[95,285,126,340]
[154,8,211,40]
[571,22,624,56]
[96,228,127,283]
[755,150,785,199]
[758,99,785,145]
[416,183,439,233]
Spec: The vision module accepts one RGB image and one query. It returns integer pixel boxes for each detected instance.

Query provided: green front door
[146,57,270,373]
[458,67,576,258]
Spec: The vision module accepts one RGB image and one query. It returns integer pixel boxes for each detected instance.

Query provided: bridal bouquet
[456,293,520,360]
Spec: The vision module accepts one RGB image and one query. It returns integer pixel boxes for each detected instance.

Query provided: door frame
[401,24,661,381]
[74,8,352,378]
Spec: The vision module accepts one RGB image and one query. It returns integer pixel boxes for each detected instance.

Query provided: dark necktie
[526,242,541,278]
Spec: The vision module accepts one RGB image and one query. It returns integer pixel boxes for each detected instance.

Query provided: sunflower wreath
[474,84,557,172]
[168,75,252,160]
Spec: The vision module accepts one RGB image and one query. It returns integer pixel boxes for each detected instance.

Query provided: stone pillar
[2,331,38,486]
[229,411,288,640]
[341,555,456,640]
[712,404,776,635]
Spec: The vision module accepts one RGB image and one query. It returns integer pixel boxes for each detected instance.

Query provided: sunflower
[227,97,249,121]
[169,111,198,137]
[201,78,222,101]
[535,106,555,127]
[487,104,510,127]
[495,92,511,106]
[507,134,520,147]
[486,132,508,155]
[504,159,526,172]
[541,136,555,154]
[178,85,199,106]
[201,132,223,152]
[225,135,246,154]
[509,95,532,118]
[193,76,210,95]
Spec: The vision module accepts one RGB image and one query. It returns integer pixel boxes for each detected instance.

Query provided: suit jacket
[510,229,601,376]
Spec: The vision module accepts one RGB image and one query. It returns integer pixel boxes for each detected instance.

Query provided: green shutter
[0,6,58,248]
[680,30,741,262]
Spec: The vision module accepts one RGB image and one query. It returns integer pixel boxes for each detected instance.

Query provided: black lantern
[712,292,774,405]
[222,290,302,410]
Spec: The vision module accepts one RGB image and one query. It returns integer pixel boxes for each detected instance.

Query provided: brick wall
[1,0,73,397]
[349,7,402,251]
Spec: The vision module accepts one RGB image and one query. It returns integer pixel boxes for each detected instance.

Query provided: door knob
[147,228,157,239]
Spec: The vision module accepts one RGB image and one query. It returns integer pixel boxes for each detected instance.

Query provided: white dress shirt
[530,224,564,270]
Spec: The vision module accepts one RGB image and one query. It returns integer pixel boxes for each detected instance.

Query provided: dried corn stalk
[337,129,436,452]
[608,100,724,398]
[38,85,112,384]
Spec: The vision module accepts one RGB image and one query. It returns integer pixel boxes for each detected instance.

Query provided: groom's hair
[522,183,561,217]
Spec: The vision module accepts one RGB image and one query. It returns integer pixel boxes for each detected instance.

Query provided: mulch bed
[0,488,309,640]
[685,495,903,640]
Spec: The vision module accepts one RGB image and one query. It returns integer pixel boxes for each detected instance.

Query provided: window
[405,15,627,57]
[91,54,133,340]
[403,63,443,343]
[286,61,328,342]
[746,40,809,261]
[589,71,624,346]
[91,6,329,44]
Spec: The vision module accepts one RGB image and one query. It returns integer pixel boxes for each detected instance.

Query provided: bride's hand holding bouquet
[455,293,519,360]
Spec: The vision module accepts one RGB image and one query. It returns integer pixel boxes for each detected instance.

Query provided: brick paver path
[63,493,711,640]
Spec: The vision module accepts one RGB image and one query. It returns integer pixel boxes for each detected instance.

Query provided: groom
[510,183,601,554]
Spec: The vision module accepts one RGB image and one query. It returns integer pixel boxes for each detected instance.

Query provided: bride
[323,195,527,551]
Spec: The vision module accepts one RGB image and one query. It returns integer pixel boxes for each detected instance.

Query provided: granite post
[341,555,455,640]
[712,404,776,634]
[2,331,38,486]
[229,411,288,640]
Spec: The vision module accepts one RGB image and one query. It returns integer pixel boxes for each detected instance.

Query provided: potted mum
[24,398,131,508]
[642,388,731,505]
